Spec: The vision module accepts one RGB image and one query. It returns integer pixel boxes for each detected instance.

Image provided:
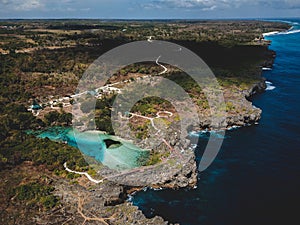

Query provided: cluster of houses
[27,82,123,116]
[27,95,73,115]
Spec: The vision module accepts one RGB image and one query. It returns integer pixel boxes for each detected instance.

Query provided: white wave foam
[227,125,240,131]
[189,130,225,139]
[150,187,164,191]
[127,194,134,202]
[265,81,276,91]
[266,86,276,91]
[263,31,280,37]
[262,67,272,71]
[263,29,300,37]
[283,29,300,35]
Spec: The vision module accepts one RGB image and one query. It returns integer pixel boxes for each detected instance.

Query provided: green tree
[45,111,60,125]
[80,100,95,113]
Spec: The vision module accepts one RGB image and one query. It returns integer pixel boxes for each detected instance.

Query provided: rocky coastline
[217,48,276,130]
[43,66,275,225]
[39,45,278,225]
[0,19,291,225]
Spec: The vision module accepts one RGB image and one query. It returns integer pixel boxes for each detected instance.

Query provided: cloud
[1,0,300,18]
[269,0,300,9]
[142,0,300,11]
[142,0,231,11]
[0,0,85,12]
[0,0,44,11]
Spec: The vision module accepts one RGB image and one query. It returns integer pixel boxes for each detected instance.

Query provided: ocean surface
[132,19,300,224]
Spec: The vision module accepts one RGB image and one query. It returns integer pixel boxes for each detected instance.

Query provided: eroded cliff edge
[39,50,276,225]
[1,19,289,225]
[40,46,276,225]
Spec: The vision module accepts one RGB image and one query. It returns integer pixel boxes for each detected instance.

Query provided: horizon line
[0,17,299,21]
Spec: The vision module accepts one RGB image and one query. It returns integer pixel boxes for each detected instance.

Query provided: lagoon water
[132,19,300,224]
[33,127,149,170]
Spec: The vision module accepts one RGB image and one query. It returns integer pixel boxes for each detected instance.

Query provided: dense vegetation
[1,19,285,104]
[0,19,290,222]
[12,181,59,210]
[94,95,116,134]
[0,19,282,169]
[0,19,286,169]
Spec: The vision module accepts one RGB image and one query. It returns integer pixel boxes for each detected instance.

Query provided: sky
[0,0,300,19]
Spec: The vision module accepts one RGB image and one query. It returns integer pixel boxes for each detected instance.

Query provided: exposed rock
[245,78,267,99]
[35,178,173,225]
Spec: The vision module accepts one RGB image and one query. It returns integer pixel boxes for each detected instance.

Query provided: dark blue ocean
[132,19,300,225]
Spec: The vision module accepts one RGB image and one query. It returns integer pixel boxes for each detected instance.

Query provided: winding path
[147,36,153,43]
[156,56,168,75]
[64,162,104,184]
[146,36,168,75]
[64,109,182,185]
[121,111,173,134]
[64,161,170,184]
[61,39,182,184]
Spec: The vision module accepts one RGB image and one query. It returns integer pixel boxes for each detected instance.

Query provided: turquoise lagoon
[29,127,150,170]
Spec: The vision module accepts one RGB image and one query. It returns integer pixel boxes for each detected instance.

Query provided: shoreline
[1,19,296,225]
[122,23,288,223]
[36,36,279,225]
[29,20,295,225]
[263,20,296,37]
[59,51,276,225]
[129,20,299,225]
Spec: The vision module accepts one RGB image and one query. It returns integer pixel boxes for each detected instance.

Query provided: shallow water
[31,127,150,170]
